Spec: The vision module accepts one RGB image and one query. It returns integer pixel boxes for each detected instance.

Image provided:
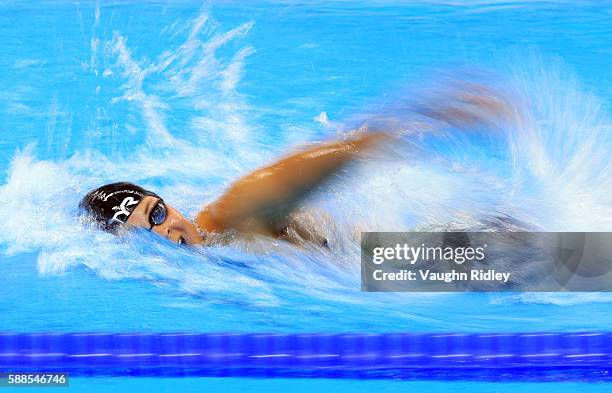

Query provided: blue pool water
[1,0,612,390]
[61,378,612,393]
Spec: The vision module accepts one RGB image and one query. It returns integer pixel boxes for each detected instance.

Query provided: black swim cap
[79,182,160,233]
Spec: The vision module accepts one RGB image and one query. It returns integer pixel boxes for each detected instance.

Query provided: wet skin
[122,133,385,246]
[126,195,204,245]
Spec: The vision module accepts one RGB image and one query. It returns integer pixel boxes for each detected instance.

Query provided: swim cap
[79,182,160,233]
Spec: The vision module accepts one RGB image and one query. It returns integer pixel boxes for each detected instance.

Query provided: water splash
[0,5,611,321]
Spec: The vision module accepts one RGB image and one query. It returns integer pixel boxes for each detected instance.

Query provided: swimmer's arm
[196,132,387,235]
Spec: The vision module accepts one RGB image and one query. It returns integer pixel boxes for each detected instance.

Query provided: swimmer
[80,132,387,246]
[80,79,514,246]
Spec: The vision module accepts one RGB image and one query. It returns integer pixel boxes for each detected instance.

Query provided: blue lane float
[1,333,611,381]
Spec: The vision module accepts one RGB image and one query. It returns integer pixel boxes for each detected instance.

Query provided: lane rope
[1,333,611,379]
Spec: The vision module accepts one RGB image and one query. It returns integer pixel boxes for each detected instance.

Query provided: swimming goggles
[148,199,168,230]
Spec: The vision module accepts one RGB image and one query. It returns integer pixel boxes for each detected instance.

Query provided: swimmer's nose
[165,217,198,245]
[164,218,182,242]
[167,217,185,233]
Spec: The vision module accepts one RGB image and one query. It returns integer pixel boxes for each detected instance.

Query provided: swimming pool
[1,0,612,390]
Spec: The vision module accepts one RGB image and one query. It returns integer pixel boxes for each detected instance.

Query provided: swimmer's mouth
[177,236,185,245]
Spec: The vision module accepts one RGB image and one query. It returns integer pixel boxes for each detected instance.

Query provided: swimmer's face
[126,195,203,245]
